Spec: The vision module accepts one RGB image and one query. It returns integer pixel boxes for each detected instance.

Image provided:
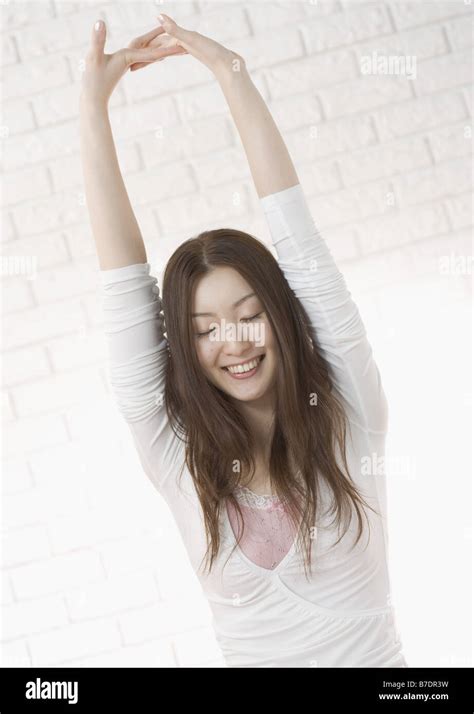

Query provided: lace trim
[234,486,287,511]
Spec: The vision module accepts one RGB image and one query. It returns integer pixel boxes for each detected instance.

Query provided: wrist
[79,94,109,118]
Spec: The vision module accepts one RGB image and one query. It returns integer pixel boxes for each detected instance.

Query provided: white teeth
[227,357,260,374]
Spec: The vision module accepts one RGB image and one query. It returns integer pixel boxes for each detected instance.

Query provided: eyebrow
[191,292,257,318]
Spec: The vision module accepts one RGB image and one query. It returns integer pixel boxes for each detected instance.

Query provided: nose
[222,336,254,357]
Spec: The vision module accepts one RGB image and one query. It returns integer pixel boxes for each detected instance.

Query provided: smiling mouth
[221,354,265,377]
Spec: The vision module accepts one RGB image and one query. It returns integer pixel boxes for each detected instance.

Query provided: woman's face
[192,267,277,402]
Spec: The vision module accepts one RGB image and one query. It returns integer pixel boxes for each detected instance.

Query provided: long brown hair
[161,228,378,579]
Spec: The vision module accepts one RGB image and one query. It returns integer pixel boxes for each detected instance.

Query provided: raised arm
[79,19,187,270]
[79,20,188,493]
[214,64,299,199]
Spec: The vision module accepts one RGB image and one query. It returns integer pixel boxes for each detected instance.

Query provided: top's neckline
[233,485,286,510]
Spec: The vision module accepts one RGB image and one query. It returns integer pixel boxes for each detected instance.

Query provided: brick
[3,477,89,530]
[3,298,86,350]
[2,391,15,422]
[2,346,51,386]
[126,163,197,206]
[4,413,69,457]
[3,120,79,172]
[338,135,432,185]
[319,73,413,119]
[356,201,451,255]
[139,115,234,167]
[59,638,176,667]
[47,503,142,554]
[192,147,250,189]
[373,91,467,140]
[1,97,36,134]
[389,2,471,31]
[1,34,19,66]
[413,50,473,96]
[1,212,17,242]
[15,16,75,60]
[2,595,68,640]
[268,93,324,133]
[11,190,85,236]
[297,160,342,194]
[1,231,70,269]
[3,165,51,206]
[232,27,304,70]
[127,52,211,103]
[1,456,33,493]
[118,596,213,645]
[175,81,232,123]
[1,639,32,667]
[284,114,378,164]
[427,122,472,162]
[47,328,106,371]
[28,441,90,485]
[307,180,394,229]
[108,97,179,141]
[445,14,474,50]
[11,366,107,418]
[444,191,474,229]
[11,550,104,600]
[28,619,121,666]
[63,224,97,259]
[65,572,159,620]
[346,228,472,293]
[3,53,70,101]
[173,626,225,667]
[1,276,34,312]
[29,256,100,304]
[97,532,178,580]
[393,157,471,206]
[302,3,393,54]
[265,50,358,100]
[2,1,55,29]
[32,82,89,127]
[2,525,51,568]
[247,0,307,32]
[155,182,250,234]
[463,85,473,115]
[1,572,14,606]
[354,24,448,66]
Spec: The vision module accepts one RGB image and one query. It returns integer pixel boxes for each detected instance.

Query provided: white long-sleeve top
[99,184,407,668]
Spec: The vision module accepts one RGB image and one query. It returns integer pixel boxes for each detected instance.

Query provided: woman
[80,13,407,668]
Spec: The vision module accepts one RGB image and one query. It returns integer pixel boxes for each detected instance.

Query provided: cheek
[261,320,277,351]
[195,340,221,370]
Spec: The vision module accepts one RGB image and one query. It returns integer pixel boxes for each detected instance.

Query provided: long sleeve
[259,183,388,435]
[100,262,184,491]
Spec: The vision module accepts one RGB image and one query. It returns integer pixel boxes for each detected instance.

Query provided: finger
[157,13,194,50]
[128,24,166,50]
[90,18,106,56]
[129,47,188,72]
[124,44,185,66]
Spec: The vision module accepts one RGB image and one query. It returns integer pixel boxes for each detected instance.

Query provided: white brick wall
[1,0,472,669]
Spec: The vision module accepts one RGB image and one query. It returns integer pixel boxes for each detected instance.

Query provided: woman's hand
[80,19,189,109]
[129,12,246,78]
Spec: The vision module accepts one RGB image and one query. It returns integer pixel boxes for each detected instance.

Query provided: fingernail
[94,20,102,31]
[157,14,165,23]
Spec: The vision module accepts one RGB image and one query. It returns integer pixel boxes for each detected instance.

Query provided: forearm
[215,63,299,199]
[79,100,146,270]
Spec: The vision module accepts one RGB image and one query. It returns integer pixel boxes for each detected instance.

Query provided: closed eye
[241,311,264,323]
[196,326,216,337]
